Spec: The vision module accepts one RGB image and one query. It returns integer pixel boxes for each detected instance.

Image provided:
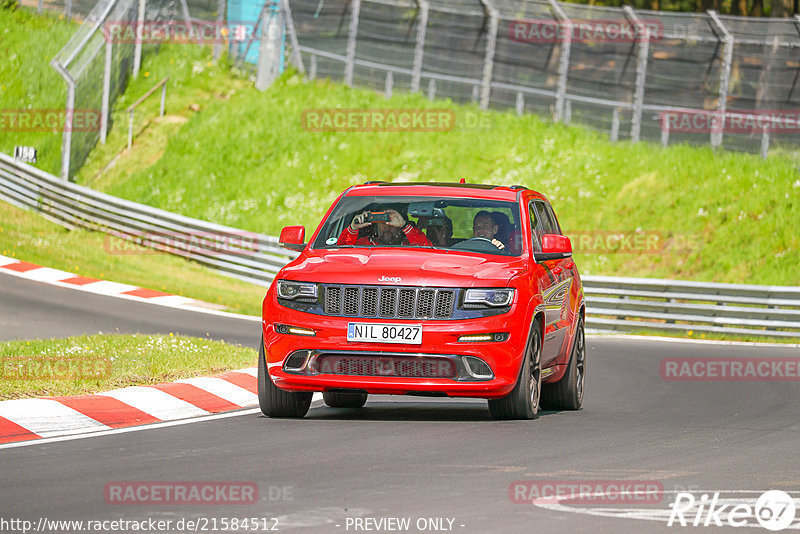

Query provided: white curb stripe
[176,377,258,407]
[239,368,258,378]
[99,387,209,420]
[0,399,111,438]
[16,267,75,283]
[81,280,139,295]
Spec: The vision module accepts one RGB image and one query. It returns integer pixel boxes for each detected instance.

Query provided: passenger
[472,211,505,250]
[338,208,431,246]
[418,215,453,247]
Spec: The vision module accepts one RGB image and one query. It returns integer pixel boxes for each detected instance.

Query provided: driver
[338,208,431,246]
[472,211,505,250]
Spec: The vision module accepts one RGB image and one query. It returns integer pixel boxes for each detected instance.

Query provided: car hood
[279,248,527,287]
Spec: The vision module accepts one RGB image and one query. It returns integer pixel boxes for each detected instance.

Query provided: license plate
[347,323,422,344]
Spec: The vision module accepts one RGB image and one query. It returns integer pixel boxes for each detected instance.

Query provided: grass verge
[0,333,258,400]
[74,46,800,286]
[0,200,266,316]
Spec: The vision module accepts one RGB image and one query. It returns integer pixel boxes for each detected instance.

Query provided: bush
[1,0,19,10]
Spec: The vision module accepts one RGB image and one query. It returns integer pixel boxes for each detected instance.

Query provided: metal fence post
[344,0,361,86]
[624,6,650,144]
[101,39,112,144]
[548,0,572,123]
[385,71,393,98]
[427,79,436,100]
[479,0,498,110]
[708,11,733,149]
[256,0,283,91]
[410,0,429,93]
[516,91,524,116]
[65,0,72,20]
[133,0,146,79]
[51,61,75,181]
[761,127,769,159]
[37,0,42,14]
[611,107,620,142]
[282,0,305,73]
[214,0,226,61]
[309,54,317,80]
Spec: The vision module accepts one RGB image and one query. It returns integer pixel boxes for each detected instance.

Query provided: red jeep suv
[259,182,585,419]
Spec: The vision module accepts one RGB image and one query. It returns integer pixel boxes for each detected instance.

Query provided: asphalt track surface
[2,272,800,533]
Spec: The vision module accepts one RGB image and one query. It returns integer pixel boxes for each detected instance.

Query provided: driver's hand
[491,238,505,250]
[350,211,372,230]
[386,209,406,228]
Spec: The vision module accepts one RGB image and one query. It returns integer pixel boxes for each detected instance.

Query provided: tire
[323,391,368,408]
[258,338,312,418]
[488,326,542,420]
[541,315,586,410]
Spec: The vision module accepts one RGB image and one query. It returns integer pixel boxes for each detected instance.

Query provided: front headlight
[276,280,318,300]
[463,288,514,307]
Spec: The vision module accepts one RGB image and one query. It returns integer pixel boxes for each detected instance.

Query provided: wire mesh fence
[288,0,800,157]
[34,0,800,180]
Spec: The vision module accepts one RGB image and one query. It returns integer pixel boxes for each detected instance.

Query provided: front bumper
[262,297,528,399]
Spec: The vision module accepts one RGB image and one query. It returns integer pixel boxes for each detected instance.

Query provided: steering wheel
[451,237,506,253]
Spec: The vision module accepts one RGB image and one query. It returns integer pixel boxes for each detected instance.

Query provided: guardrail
[1,152,798,339]
[582,275,800,339]
[0,153,297,286]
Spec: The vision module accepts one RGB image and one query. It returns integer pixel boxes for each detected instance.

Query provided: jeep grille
[322,285,455,319]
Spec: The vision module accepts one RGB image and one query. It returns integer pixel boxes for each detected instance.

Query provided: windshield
[312,195,523,257]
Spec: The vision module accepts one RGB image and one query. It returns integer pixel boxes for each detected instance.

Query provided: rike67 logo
[668,491,798,531]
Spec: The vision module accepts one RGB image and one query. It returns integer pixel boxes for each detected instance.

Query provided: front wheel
[258,338,312,418]
[488,327,542,420]
[541,315,585,410]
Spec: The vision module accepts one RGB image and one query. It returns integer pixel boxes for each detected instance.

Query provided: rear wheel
[323,391,368,408]
[488,327,541,420]
[258,338,312,418]
[541,315,585,410]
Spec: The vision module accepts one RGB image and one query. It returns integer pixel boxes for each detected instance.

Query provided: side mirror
[538,234,572,261]
[279,225,306,251]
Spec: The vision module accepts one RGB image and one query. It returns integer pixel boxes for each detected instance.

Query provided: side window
[534,201,560,236]
[544,204,562,235]
[528,204,542,252]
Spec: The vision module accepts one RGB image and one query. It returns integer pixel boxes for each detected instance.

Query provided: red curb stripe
[0,416,41,444]
[151,383,240,413]
[61,276,101,285]
[122,288,171,298]
[216,371,257,394]
[53,395,160,429]
[1,261,39,273]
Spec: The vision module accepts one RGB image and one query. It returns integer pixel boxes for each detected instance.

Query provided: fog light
[275,323,316,336]
[458,332,509,343]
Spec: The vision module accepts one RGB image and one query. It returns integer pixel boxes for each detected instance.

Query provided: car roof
[345,182,549,203]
